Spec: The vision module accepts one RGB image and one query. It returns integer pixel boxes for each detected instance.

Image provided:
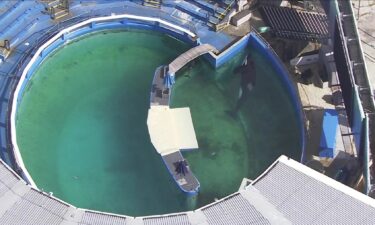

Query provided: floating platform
[147,106,200,195]
[150,66,169,106]
[162,151,200,195]
[147,44,218,195]
[149,66,201,194]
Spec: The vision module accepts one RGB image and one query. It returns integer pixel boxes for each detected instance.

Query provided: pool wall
[203,33,251,68]
[20,19,197,105]
[248,32,306,163]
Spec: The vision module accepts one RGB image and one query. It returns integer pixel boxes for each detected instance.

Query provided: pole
[357,0,361,21]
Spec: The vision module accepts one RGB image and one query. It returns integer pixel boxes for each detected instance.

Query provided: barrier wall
[353,88,365,151]
[330,0,375,194]
[248,33,306,163]
[334,17,355,122]
[204,33,251,68]
[362,116,370,194]
[333,13,366,154]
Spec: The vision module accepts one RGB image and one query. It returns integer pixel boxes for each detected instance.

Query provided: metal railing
[331,0,375,195]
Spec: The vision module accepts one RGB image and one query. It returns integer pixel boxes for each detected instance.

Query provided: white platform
[147,106,198,155]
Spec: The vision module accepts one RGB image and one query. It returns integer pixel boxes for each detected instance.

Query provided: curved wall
[248,33,306,163]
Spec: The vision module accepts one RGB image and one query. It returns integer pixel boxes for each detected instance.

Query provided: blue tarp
[163,74,175,89]
[319,109,339,158]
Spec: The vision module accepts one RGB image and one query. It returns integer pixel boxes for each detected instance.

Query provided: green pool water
[16,30,301,216]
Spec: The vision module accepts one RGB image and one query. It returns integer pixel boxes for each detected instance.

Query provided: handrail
[336,0,375,195]
[218,0,235,20]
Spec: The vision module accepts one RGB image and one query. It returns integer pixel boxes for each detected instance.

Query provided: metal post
[357,0,361,20]
[65,0,69,13]
[4,40,10,50]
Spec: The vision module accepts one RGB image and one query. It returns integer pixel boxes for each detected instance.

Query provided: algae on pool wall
[16,30,301,216]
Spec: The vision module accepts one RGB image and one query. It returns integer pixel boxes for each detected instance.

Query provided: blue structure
[248,32,306,163]
[163,73,175,89]
[319,109,339,158]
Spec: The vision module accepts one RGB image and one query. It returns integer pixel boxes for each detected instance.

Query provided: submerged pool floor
[16,30,301,216]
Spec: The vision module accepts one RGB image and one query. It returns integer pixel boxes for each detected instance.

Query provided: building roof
[1,155,375,224]
[260,6,329,41]
[253,156,375,224]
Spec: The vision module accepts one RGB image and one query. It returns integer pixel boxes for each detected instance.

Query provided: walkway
[168,43,217,75]
[148,44,220,194]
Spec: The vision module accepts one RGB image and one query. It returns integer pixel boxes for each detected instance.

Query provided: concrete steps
[52,7,69,20]
[142,0,162,8]
[42,0,69,20]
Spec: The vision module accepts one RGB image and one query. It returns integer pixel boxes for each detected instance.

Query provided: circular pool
[15,29,301,216]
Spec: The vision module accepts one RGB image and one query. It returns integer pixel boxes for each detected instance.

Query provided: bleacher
[0,1,45,41]
[176,1,209,23]
[0,8,33,38]
[174,0,233,29]
[190,0,224,15]
[0,1,9,10]
[0,1,23,22]
[0,0,54,168]
[10,18,40,47]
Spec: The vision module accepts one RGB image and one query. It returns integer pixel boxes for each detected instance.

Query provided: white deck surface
[147,106,198,155]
